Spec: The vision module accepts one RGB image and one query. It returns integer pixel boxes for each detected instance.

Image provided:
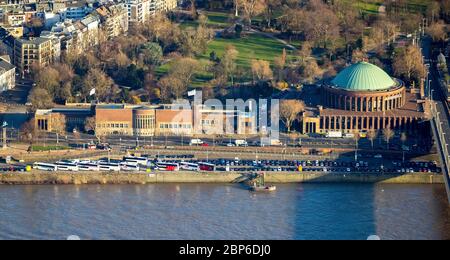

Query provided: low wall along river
[0,171,443,185]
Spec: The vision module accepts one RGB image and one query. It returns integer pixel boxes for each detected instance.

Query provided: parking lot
[21,154,442,175]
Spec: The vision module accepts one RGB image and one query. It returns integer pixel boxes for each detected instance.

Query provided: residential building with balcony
[13,36,60,76]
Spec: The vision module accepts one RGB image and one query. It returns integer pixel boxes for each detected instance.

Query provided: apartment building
[13,36,60,76]
[95,4,128,40]
[149,0,177,15]
[125,0,150,24]
[0,56,15,92]
[125,0,177,24]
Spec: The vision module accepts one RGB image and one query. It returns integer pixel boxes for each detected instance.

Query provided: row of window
[159,123,192,129]
[202,119,217,126]
[97,123,130,129]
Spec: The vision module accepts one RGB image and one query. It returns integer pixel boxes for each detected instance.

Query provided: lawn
[201,33,293,68]
[180,11,233,29]
[156,33,295,87]
[347,0,432,14]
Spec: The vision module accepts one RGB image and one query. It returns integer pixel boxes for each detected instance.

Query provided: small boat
[250,173,277,192]
[251,185,277,192]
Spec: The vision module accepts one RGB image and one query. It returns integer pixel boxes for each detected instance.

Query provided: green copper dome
[331,62,396,91]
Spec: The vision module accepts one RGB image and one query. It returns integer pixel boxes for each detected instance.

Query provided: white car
[189,139,204,146]
[235,140,248,147]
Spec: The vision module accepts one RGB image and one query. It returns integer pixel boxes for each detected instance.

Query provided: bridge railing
[430,101,450,203]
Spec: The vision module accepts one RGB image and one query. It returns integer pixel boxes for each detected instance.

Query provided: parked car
[189,139,204,146]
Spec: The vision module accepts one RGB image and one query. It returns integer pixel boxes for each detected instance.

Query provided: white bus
[78,163,100,171]
[55,162,79,171]
[123,156,148,166]
[120,162,140,172]
[180,162,199,171]
[98,163,121,172]
[33,162,57,171]
[156,162,179,171]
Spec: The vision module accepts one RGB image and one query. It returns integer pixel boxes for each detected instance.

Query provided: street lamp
[428,80,432,98]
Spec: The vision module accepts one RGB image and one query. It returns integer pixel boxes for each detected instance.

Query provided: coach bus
[180,162,199,171]
[33,162,58,171]
[156,162,179,171]
[55,161,79,171]
[198,162,215,171]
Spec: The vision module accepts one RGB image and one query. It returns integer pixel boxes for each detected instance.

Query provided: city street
[0,78,33,105]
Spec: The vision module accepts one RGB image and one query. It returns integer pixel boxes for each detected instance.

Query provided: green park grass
[201,33,294,68]
[180,11,232,29]
[156,33,295,87]
[347,0,431,14]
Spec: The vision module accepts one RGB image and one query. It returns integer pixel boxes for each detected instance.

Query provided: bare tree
[427,21,448,43]
[401,132,408,162]
[159,57,201,101]
[297,41,312,64]
[251,59,273,82]
[143,72,159,102]
[158,76,185,101]
[393,45,426,85]
[353,130,361,161]
[82,68,114,102]
[300,59,323,84]
[367,128,378,150]
[85,117,96,133]
[238,0,266,25]
[219,45,239,85]
[51,113,66,144]
[351,49,368,63]
[383,126,395,149]
[274,48,287,81]
[280,100,305,133]
[20,118,36,151]
[27,88,54,112]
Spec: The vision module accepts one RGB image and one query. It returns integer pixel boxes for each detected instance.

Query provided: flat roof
[0,58,15,71]
[16,37,51,45]
[96,104,125,110]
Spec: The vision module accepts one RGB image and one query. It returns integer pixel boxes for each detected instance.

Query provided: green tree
[139,42,163,66]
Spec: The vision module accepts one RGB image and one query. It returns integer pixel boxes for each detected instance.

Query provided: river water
[0,183,449,240]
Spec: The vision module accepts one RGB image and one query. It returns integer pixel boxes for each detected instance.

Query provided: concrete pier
[0,171,443,185]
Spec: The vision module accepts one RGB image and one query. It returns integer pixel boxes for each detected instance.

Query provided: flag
[1,121,7,128]
[188,89,197,97]
[89,88,96,96]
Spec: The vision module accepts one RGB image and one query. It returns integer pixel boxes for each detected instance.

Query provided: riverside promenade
[0,171,443,185]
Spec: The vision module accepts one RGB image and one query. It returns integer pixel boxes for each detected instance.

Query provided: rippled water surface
[0,184,449,240]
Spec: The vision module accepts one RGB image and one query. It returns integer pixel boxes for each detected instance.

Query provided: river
[0,183,449,240]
